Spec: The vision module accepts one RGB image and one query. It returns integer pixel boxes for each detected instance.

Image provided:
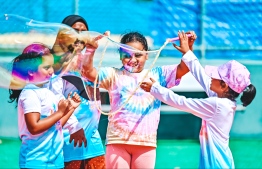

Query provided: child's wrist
[56,110,64,118]
[71,105,78,109]
[84,48,96,55]
[69,104,78,110]
[182,49,190,55]
[81,67,92,78]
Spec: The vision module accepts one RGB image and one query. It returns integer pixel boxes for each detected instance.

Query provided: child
[48,15,105,169]
[140,31,256,168]
[81,31,196,168]
[9,43,81,169]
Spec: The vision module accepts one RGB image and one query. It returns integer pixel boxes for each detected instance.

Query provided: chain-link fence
[1,0,262,139]
[1,0,262,59]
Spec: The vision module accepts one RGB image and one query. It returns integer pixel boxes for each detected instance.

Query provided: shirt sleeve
[63,114,82,134]
[98,67,115,90]
[150,82,216,121]
[182,50,217,97]
[20,89,41,114]
[156,65,180,88]
[49,76,82,134]
[48,76,66,101]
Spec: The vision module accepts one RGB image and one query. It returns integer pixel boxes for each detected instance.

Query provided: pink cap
[205,60,251,93]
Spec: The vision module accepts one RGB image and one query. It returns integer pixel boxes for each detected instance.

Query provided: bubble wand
[168,34,192,42]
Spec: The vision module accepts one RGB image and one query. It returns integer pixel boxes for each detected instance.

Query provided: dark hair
[9,43,51,104]
[9,88,23,105]
[220,81,256,107]
[240,84,256,107]
[62,15,89,30]
[120,31,148,51]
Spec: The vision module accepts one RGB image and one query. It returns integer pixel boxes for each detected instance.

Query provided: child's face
[120,41,148,73]
[71,22,88,32]
[210,78,228,97]
[71,22,88,51]
[30,54,54,85]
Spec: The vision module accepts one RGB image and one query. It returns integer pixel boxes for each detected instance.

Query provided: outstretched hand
[69,128,87,147]
[57,99,70,116]
[81,31,110,79]
[67,92,81,109]
[140,78,156,92]
[85,31,110,52]
[187,31,197,51]
[52,28,78,55]
[172,31,191,54]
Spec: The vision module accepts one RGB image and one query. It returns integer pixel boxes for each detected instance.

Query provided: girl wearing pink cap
[140,31,256,169]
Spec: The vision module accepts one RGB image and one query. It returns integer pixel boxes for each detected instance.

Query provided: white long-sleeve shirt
[150,50,236,169]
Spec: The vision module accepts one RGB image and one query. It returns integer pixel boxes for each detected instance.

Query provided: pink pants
[106,144,156,169]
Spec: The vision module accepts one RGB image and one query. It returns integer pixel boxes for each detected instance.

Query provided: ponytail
[9,89,22,106]
[240,84,256,107]
[221,81,256,107]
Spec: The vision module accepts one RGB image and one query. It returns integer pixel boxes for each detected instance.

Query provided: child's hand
[52,28,78,55]
[85,31,110,52]
[57,99,70,115]
[172,31,190,54]
[69,128,87,147]
[81,31,110,72]
[186,31,197,51]
[140,78,156,92]
[67,92,81,109]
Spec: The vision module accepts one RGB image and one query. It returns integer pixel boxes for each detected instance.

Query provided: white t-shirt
[45,75,82,134]
[47,73,105,162]
[18,84,64,168]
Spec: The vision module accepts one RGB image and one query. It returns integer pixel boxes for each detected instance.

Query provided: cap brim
[204,65,221,80]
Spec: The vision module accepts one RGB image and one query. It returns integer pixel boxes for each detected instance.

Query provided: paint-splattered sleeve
[97,67,115,90]
[154,64,179,88]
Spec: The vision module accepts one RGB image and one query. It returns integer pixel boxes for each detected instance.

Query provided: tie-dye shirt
[150,50,235,168]
[98,65,179,147]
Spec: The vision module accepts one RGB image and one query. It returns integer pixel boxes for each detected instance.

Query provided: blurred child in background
[48,15,105,169]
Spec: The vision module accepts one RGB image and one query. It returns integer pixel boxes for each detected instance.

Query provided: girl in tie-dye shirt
[81,31,196,168]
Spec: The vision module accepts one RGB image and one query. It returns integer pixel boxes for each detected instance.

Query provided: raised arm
[175,31,197,80]
[52,28,80,74]
[141,79,215,121]
[152,82,215,120]
[80,45,98,82]
[173,31,215,97]
[81,31,110,82]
